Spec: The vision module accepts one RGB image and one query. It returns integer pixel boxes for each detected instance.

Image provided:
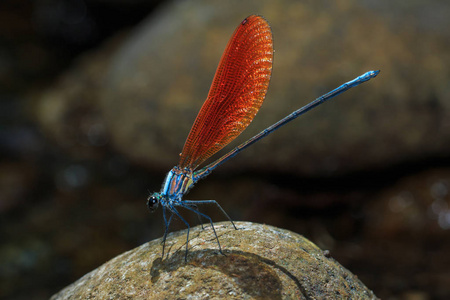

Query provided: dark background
[1,0,449,299]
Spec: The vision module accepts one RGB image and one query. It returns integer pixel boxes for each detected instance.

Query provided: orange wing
[178,15,273,170]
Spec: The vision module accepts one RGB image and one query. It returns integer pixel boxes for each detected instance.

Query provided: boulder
[51,222,377,299]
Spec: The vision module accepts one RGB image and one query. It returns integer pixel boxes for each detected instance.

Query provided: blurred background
[1,0,450,299]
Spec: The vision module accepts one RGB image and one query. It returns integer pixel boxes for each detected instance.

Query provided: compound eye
[147,195,159,212]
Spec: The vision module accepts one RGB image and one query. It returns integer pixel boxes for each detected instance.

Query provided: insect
[147,15,379,261]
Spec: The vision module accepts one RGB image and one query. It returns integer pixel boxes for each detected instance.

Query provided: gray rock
[51,222,377,299]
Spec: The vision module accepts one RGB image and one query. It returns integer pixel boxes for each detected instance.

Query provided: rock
[33,0,450,175]
[51,222,377,299]
[100,0,450,175]
[32,34,126,159]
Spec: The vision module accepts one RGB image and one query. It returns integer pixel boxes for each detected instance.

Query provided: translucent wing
[178,15,273,170]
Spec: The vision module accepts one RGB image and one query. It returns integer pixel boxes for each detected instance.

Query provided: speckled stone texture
[51,222,377,299]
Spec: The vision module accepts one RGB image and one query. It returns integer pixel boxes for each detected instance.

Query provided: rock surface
[51,222,377,299]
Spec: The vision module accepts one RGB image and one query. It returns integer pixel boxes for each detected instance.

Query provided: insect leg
[181,203,224,256]
[170,206,191,262]
[184,199,237,230]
